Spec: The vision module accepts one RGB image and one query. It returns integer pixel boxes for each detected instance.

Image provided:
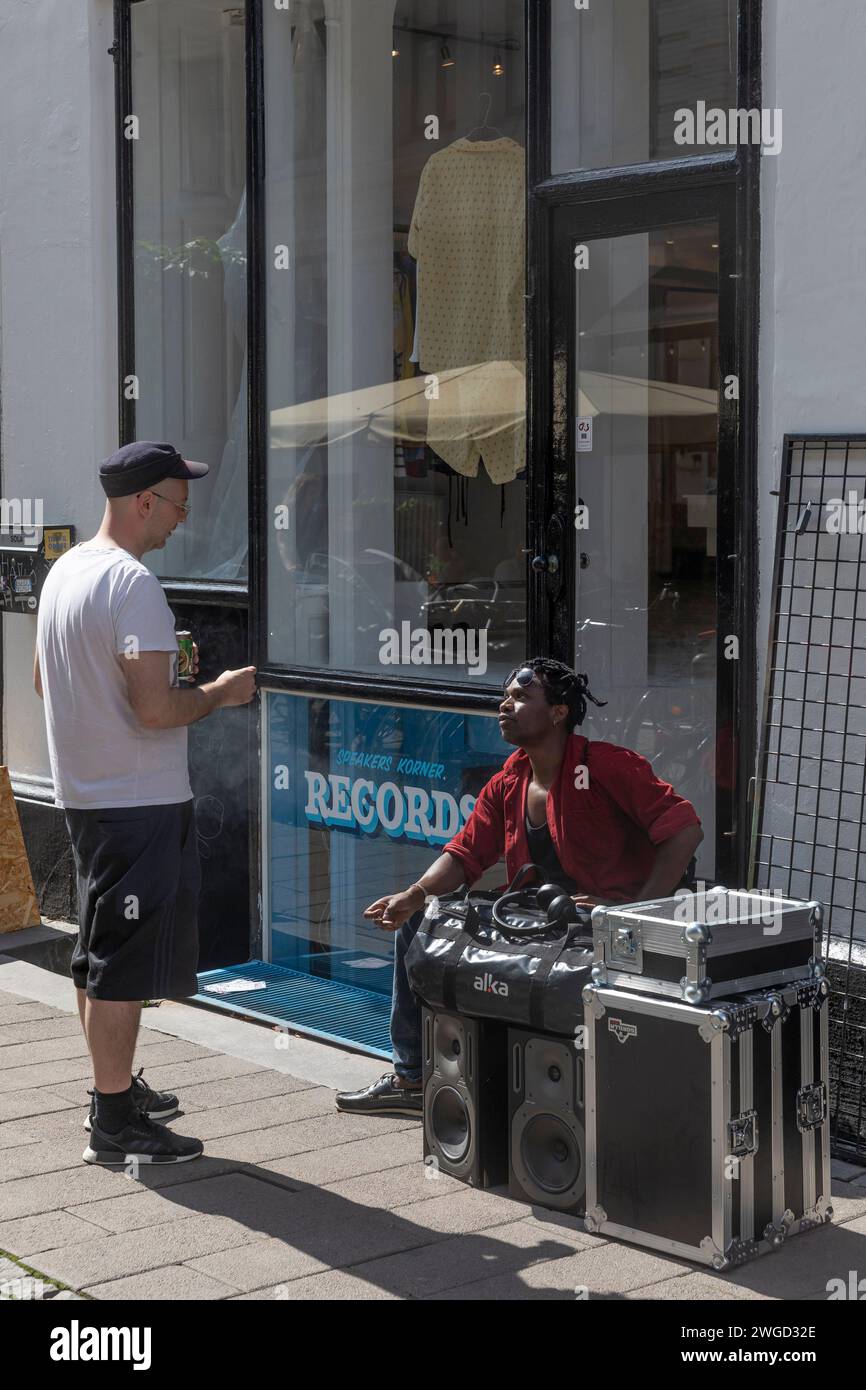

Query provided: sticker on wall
[577,417,593,453]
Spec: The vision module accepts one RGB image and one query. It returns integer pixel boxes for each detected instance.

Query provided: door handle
[531,553,560,576]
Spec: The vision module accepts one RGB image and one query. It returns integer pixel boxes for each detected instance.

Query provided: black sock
[94,1084,135,1134]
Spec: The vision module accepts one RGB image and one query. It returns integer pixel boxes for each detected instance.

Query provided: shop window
[267,692,508,1001]
[265,0,527,684]
[551,0,738,173]
[131,0,248,581]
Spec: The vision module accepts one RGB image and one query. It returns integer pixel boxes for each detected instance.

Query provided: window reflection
[266,1,527,681]
[574,225,722,876]
[132,0,248,581]
[552,0,737,173]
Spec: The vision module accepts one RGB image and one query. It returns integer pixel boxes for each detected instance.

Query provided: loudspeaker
[508,1027,586,1215]
[422,1007,508,1188]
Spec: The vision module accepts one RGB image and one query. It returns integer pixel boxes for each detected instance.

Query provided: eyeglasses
[138,490,191,517]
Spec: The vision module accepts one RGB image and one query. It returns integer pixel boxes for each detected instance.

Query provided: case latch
[796,1081,827,1132]
[608,918,643,972]
[728,1108,759,1158]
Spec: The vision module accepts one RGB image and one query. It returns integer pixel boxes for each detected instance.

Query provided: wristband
[407,882,428,903]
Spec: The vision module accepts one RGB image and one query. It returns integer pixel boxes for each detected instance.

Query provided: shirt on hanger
[409,137,526,486]
[408,137,525,374]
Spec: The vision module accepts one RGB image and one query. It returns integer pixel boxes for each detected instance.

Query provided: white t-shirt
[36,543,192,810]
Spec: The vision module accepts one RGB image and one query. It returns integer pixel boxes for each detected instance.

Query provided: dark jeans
[391,910,424,1083]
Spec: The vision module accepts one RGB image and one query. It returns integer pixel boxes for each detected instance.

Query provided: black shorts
[65,800,201,1001]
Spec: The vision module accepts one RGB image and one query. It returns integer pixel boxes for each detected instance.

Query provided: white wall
[0,0,117,785]
[757,0,866,719]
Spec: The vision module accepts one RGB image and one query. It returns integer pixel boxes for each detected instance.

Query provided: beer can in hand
[176,631,195,683]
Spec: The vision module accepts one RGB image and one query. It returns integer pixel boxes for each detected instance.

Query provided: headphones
[491,868,593,935]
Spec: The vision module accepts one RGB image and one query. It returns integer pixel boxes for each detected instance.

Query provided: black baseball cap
[99,441,209,499]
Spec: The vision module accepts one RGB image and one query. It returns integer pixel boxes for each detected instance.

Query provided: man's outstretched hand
[364,888,424,931]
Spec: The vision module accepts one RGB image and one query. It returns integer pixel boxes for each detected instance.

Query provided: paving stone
[0,1127,37,1150]
[418,1228,694,1300]
[351,1219,644,1299]
[0,1040,209,1093]
[84,1265,238,1301]
[135,1030,213,1054]
[206,1112,418,1164]
[0,1017,83,1046]
[520,1209,609,1251]
[0,990,32,1006]
[0,1035,93,1068]
[187,1237,326,1291]
[231,1270,403,1300]
[1,1108,88,1145]
[187,1199,438,1295]
[0,1087,78,1123]
[0,1155,242,1220]
[389,1187,527,1235]
[319,1161,466,1210]
[635,1270,776,1300]
[269,1126,424,1187]
[422,1245,697,1295]
[171,1069,315,1111]
[68,1172,299,1237]
[176,1088,337,1142]
[831,1158,866,1183]
[127,1053,268,1088]
[0,1137,92,1182]
[0,1003,65,1026]
[25,1213,257,1287]
[0,1210,107,1254]
[829,1184,866,1223]
[65,1189,198,1236]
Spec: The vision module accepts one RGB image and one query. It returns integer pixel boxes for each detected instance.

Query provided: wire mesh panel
[750,435,866,1162]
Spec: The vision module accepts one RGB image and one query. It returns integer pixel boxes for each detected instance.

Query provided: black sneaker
[84,1068,179,1132]
[82,1109,203,1166]
[335,1073,423,1118]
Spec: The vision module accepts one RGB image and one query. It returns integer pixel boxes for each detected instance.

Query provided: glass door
[550,189,740,883]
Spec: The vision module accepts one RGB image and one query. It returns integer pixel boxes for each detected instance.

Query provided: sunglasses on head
[505,666,537,689]
[505,665,575,698]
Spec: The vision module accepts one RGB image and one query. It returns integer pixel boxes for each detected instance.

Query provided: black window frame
[113,2,761,881]
[525,1,761,886]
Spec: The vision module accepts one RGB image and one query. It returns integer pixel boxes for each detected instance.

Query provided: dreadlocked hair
[509,658,607,728]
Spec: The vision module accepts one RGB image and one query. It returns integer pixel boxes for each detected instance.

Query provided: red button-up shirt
[444,733,701,904]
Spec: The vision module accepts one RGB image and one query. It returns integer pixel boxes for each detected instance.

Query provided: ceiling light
[493,52,505,76]
[441,44,456,68]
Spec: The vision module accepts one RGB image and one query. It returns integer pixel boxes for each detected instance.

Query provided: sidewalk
[2,950,866,1301]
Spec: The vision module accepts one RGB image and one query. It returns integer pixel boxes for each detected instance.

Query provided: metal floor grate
[750,434,866,1161]
[193,960,391,1058]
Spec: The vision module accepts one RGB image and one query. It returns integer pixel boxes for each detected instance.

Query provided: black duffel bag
[405,866,595,1036]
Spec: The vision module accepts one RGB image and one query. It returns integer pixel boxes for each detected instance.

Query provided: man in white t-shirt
[34,441,257,1166]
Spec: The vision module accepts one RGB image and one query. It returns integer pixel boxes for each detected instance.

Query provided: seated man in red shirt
[336,658,704,1116]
